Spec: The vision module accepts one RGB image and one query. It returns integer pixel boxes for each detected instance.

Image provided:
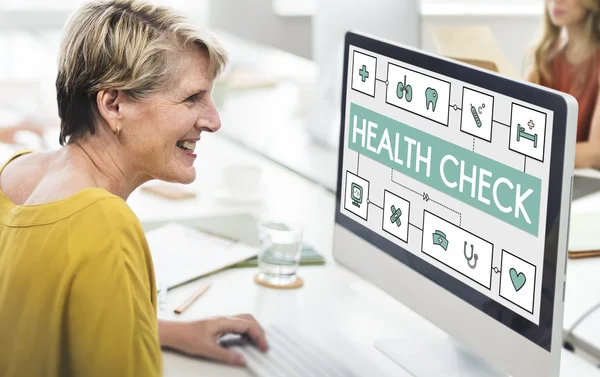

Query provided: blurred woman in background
[528,0,600,168]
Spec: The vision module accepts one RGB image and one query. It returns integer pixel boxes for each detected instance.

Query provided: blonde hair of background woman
[56,0,228,145]
[528,0,600,86]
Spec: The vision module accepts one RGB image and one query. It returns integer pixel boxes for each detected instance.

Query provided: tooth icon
[425,87,438,112]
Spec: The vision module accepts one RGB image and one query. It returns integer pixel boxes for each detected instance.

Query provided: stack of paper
[146,223,257,289]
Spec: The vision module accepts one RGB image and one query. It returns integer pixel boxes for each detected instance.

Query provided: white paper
[146,222,257,289]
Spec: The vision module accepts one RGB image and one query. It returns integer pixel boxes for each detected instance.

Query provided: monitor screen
[335,34,568,351]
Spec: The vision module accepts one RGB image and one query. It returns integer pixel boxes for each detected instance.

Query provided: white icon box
[385,63,451,126]
[344,171,370,221]
[509,103,548,162]
[499,250,537,314]
[460,87,495,142]
[351,50,377,97]
[382,190,411,243]
[421,211,494,290]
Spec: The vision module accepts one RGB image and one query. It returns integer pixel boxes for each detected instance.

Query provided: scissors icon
[464,241,478,269]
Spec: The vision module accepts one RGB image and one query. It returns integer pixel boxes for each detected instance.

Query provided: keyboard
[220,324,361,377]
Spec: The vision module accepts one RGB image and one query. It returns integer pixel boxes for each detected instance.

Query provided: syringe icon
[470,104,482,128]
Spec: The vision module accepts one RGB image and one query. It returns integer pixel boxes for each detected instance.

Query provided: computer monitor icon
[350,183,363,207]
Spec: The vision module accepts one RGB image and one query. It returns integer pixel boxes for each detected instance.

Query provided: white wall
[208,0,312,59]
[0,0,545,120]
[0,0,211,123]
[209,0,546,79]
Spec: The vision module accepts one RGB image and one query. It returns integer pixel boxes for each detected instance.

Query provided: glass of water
[256,220,303,286]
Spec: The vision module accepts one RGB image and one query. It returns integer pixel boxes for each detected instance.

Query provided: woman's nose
[197,100,221,132]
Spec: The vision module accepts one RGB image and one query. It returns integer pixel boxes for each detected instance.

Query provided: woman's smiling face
[119,48,221,184]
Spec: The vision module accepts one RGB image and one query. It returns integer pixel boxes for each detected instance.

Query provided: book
[568,212,600,259]
[231,243,326,268]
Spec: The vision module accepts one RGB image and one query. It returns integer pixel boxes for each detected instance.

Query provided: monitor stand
[374,336,509,377]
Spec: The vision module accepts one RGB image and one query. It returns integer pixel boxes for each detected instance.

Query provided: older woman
[0,1,268,376]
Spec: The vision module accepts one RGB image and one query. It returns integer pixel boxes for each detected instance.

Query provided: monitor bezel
[334,31,569,352]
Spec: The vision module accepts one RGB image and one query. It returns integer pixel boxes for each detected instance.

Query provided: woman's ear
[96,89,124,134]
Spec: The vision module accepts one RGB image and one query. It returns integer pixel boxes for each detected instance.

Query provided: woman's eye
[186,91,207,103]
[186,94,199,102]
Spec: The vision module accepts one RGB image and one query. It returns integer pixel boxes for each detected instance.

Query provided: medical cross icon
[359,65,369,82]
[389,205,402,227]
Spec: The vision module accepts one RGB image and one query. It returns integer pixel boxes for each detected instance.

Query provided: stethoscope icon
[464,241,478,269]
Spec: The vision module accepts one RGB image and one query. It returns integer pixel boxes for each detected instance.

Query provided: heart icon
[509,268,526,292]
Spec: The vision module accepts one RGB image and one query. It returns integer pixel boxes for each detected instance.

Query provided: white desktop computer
[333,32,577,377]
[308,0,420,147]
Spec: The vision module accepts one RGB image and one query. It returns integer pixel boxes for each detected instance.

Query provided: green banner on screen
[348,103,541,236]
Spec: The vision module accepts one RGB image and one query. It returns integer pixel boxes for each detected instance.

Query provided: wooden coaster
[254,274,304,289]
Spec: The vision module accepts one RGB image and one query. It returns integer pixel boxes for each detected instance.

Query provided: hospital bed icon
[516,125,538,148]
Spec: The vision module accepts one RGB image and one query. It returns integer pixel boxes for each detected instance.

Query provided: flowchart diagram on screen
[343,49,549,320]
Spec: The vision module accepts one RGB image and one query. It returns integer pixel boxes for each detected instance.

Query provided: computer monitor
[307,0,420,147]
[333,32,577,377]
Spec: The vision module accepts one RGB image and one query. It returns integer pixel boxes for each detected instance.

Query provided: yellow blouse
[0,151,162,377]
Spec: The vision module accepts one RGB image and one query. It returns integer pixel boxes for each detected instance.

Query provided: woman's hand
[158,314,269,366]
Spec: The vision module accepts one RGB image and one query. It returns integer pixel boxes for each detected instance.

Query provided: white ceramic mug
[220,164,262,198]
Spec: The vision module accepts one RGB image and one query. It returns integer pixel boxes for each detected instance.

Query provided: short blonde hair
[56,0,228,145]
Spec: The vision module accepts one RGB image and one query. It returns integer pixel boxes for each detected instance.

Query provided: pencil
[174,282,211,314]
[568,250,600,259]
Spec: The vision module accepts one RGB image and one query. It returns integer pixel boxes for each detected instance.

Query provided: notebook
[231,243,326,268]
[190,213,327,268]
[145,222,257,289]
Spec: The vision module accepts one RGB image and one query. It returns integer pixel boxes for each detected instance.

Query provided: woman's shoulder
[0,149,40,191]
[68,193,150,265]
[74,192,144,234]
